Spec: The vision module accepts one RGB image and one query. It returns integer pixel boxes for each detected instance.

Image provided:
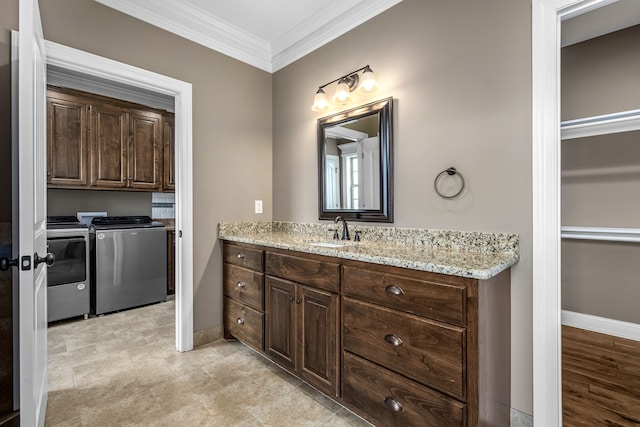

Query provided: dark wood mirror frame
[318,97,393,223]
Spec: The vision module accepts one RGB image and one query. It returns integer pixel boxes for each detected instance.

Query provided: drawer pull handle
[384,397,403,412]
[236,281,245,288]
[236,253,245,259]
[384,334,403,347]
[385,285,404,296]
[236,318,244,325]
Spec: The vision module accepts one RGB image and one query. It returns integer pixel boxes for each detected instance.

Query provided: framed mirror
[318,97,393,222]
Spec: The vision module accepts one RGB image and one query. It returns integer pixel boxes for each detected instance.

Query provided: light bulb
[333,79,351,103]
[311,88,329,111]
[358,66,378,93]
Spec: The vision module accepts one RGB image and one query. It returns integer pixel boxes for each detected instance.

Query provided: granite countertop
[219,222,519,280]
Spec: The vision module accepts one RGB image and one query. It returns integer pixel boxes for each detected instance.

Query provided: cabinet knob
[288,296,294,302]
[235,281,245,288]
[384,285,404,296]
[384,397,403,412]
[296,298,301,304]
[236,253,245,259]
[383,334,403,347]
[236,318,244,325]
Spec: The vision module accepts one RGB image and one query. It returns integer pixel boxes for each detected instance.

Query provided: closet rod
[561,226,640,243]
[561,109,640,140]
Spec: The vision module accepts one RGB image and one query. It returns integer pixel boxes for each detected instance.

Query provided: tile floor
[46,299,372,426]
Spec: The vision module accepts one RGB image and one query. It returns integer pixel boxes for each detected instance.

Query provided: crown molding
[272,0,403,71]
[95,0,273,71]
[95,0,403,73]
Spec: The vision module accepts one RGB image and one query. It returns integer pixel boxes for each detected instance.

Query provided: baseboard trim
[562,310,640,341]
[193,325,223,348]
[510,408,533,427]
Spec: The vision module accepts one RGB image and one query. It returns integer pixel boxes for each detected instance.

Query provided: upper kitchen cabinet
[47,91,89,187]
[163,113,175,192]
[127,109,163,191]
[47,86,173,192]
[90,102,129,189]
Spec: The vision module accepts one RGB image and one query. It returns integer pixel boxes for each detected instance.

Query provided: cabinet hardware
[384,396,403,412]
[289,296,294,302]
[296,298,301,304]
[236,318,244,325]
[235,281,245,288]
[236,253,245,259]
[383,334,403,347]
[384,284,404,296]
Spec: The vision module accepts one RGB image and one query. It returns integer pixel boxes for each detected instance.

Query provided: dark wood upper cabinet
[46,92,89,187]
[47,86,173,192]
[128,109,162,191]
[90,103,128,189]
[163,114,175,192]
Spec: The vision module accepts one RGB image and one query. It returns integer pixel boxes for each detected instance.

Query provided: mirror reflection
[318,97,393,223]
[323,115,380,210]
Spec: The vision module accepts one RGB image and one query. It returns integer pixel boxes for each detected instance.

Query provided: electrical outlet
[255,200,263,214]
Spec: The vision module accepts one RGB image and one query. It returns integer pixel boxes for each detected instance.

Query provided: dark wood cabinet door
[90,104,128,188]
[265,276,296,371]
[163,114,175,192]
[297,284,340,397]
[47,94,88,187]
[129,109,162,191]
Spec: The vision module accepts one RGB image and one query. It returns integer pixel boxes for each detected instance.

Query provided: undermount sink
[307,242,347,248]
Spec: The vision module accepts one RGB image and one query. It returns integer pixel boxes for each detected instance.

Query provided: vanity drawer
[223,264,264,311]
[343,297,465,399]
[223,243,264,271]
[342,265,467,326]
[343,352,466,427]
[224,296,264,352]
[265,251,340,293]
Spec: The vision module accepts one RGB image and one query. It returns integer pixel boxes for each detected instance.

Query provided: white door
[12,0,49,425]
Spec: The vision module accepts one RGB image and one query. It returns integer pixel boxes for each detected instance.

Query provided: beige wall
[561,25,640,323]
[273,0,532,415]
[48,190,152,217]
[562,25,640,121]
[28,0,273,333]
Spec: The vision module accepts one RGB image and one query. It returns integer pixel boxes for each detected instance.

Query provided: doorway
[44,40,194,352]
[532,0,639,424]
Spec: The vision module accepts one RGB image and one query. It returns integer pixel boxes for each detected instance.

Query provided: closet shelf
[562,165,640,178]
[561,109,640,140]
[561,226,640,243]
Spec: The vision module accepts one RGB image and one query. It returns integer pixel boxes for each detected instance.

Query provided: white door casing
[44,41,194,352]
[532,0,620,425]
[12,0,49,424]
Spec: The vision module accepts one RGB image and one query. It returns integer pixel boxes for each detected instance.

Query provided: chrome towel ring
[434,167,465,199]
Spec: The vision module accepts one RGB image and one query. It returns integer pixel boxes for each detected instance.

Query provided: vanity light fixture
[311,65,378,112]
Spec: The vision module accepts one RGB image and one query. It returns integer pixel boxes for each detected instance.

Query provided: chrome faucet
[334,216,350,240]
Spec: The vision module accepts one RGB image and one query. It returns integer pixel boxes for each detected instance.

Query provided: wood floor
[562,325,640,426]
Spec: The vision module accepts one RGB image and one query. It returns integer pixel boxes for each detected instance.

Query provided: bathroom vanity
[220,222,518,427]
